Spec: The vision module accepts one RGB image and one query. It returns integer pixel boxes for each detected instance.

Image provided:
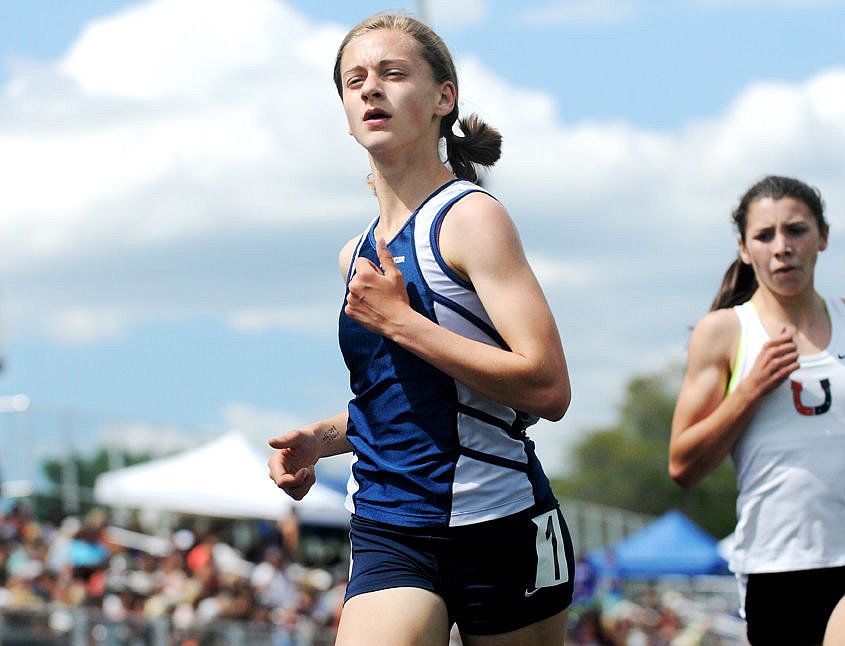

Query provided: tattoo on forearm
[321,425,340,445]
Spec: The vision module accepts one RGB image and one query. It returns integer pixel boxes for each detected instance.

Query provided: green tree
[36,448,153,521]
[552,365,738,538]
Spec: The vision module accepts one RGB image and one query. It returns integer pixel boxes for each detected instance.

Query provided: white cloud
[424,0,488,28]
[222,401,305,442]
[454,55,845,238]
[96,419,202,457]
[61,0,308,100]
[42,308,130,345]
[527,253,600,290]
[227,304,342,335]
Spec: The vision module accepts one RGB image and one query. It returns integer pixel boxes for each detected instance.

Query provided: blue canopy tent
[587,509,730,579]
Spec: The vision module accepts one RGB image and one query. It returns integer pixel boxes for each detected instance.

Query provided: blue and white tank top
[338,179,556,528]
[727,297,845,574]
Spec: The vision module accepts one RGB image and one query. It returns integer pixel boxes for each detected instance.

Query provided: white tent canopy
[93,431,349,527]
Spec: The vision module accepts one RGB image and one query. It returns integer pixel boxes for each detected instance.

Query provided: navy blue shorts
[345,505,575,635]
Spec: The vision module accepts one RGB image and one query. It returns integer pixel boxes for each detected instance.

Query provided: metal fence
[560,496,655,554]
[0,607,337,646]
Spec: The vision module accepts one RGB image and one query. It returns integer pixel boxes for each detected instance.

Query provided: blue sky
[1,0,845,482]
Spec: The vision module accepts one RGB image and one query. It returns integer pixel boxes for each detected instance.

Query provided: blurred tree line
[34,449,152,522]
[550,364,738,539]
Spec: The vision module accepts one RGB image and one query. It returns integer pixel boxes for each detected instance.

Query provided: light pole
[417,0,429,24]
[60,409,81,513]
[0,394,33,499]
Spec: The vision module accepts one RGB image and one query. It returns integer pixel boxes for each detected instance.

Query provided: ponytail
[710,257,757,311]
[442,114,502,184]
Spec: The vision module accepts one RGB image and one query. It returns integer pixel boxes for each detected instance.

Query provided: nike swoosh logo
[524,587,542,598]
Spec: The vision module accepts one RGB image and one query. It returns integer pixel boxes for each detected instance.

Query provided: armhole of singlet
[346,217,379,284]
[726,306,745,395]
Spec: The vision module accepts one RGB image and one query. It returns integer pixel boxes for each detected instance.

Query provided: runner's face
[339,29,453,158]
[739,196,827,297]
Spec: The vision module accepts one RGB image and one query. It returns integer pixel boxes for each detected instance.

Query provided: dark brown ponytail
[443,114,502,183]
[710,258,757,311]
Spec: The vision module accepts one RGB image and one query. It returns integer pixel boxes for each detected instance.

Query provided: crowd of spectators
[0,499,346,645]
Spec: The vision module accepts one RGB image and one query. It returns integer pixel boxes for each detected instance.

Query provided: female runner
[268,11,575,646]
[670,175,845,645]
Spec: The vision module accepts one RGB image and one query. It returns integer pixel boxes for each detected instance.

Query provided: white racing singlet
[728,297,845,574]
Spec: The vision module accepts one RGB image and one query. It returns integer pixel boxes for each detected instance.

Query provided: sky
[1,0,845,485]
